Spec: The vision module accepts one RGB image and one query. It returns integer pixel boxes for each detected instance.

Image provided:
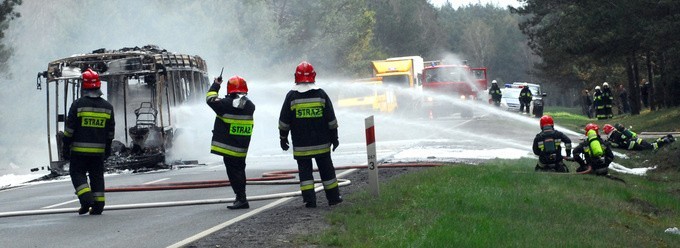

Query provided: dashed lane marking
[42,199,78,209]
[143,178,170,185]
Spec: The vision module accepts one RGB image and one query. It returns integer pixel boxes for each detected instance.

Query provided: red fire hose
[105,162,445,192]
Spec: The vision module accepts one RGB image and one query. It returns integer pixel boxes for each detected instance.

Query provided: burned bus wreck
[36,45,209,175]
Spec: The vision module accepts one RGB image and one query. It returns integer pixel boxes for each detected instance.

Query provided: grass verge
[302,108,680,247]
[306,160,680,247]
[545,106,680,133]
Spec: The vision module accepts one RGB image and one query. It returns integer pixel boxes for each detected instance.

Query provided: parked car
[500,82,547,117]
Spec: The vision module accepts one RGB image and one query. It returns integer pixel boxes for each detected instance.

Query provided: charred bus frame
[36,45,209,175]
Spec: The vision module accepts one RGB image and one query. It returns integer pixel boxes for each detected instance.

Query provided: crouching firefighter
[207,75,255,210]
[62,68,115,215]
[573,123,614,176]
[603,123,675,151]
[533,115,572,172]
[278,61,342,208]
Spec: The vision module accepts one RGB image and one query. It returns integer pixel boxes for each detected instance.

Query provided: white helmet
[492,80,497,84]
[595,86,601,91]
[603,82,609,88]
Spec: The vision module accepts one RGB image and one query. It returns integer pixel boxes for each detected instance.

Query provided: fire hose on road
[0,162,445,218]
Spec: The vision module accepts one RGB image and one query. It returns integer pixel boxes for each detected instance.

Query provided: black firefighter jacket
[63,94,115,157]
[278,86,338,159]
[206,82,256,159]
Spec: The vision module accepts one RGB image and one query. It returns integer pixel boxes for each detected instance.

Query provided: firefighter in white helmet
[278,61,342,208]
[602,82,614,118]
[488,80,502,107]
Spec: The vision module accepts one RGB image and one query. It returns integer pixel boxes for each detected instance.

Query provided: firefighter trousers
[296,154,341,203]
[69,155,105,211]
[223,156,247,199]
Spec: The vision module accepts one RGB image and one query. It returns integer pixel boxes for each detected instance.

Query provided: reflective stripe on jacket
[64,96,115,156]
[278,86,338,159]
[206,82,256,158]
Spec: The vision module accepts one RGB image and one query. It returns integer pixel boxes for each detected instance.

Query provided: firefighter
[62,68,115,215]
[488,80,502,107]
[206,75,256,210]
[593,86,606,120]
[580,89,593,118]
[519,85,532,114]
[602,82,614,118]
[278,61,342,208]
[573,123,614,176]
[532,115,572,172]
[603,123,674,151]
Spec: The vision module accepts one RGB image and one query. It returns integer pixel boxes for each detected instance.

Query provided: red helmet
[585,123,599,136]
[295,61,316,84]
[226,75,248,94]
[539,115,554,128]
[603,124,615,135]
[81,68,101,90]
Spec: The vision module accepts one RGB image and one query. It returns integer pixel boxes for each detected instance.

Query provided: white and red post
[365,116,379,196]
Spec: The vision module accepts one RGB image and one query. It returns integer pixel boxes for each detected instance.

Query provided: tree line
[511,0,680,114]
[7,0,676,114]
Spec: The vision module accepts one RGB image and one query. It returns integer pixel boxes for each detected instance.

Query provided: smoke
[0,0,301,175]
[0,1,554,177]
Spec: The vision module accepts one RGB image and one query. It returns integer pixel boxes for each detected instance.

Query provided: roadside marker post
[365,115,379,197]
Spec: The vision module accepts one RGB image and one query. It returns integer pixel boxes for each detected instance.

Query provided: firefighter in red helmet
[603,123,674,151]
[572,123,614,176]
[532,115,572,172]
[278,61,342,208]
[207,75,256,209]
[62,68,115,215]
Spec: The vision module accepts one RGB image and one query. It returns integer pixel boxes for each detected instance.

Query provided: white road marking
[143,178,170,185]
[42,199,78,209]
[166,197,292,248]
[166,169,358,248]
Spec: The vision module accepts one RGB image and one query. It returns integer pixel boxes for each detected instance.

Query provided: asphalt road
[0,105,557,248]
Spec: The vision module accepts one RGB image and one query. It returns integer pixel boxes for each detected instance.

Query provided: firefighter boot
[326,187,343,206]
[89,201,105,215]
[302,189,317,208]
[227,194,249,210]
[77,191,94,215]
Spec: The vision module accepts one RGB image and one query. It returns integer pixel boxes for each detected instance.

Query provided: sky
[429,0,521,8]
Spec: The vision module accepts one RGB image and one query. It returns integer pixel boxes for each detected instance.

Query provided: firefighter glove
[280,138,289,151]
[332,139,339,152]
[214,77,223,84]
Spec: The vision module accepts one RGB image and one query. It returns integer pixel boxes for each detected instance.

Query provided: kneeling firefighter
[532,115,572,172]
[207,75,256,209]
[573,123,614,176]
[62,68,115,215]
[603,123,674,151]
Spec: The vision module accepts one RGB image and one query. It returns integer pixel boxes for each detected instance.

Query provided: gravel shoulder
[186,166,426,248]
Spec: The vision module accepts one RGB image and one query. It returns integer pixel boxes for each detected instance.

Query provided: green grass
[299,107,680,247]
[544,106,680,133]
[304,161,680,247]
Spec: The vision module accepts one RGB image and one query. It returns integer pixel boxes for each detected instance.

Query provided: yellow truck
[337,77,398,113]
[337,56,424,113]
[371,56,424,89]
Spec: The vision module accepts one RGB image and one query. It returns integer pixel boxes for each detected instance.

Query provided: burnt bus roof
[45,45,207,81]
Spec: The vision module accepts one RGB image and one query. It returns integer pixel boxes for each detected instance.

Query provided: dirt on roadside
[186,166,428,248]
